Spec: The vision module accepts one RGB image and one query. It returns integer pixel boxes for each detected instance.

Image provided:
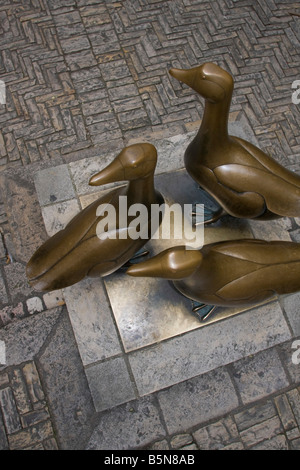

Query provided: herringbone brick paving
[0,0,299,170]
[0,0,300,450]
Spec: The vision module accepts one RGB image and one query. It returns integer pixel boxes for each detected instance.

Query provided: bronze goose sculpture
[169,63,300,223]
[127,240,300,320]
[26,143,164,291]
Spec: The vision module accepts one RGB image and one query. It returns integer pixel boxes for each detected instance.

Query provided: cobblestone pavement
[0,0,300,450]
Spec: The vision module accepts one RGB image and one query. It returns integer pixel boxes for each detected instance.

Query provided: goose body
[169,63,300,221]
[127,240,300,309]
[27,143,164,291]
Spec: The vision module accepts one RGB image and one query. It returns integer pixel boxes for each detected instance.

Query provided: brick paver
[0,0,299,170]
[0,0,299,450]
[0,361,58,450]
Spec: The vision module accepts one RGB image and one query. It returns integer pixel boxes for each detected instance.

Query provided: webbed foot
[192,205,225,225]
[192,187,225,225]
[191,301,218,322]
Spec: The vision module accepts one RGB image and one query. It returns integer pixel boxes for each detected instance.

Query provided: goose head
[169,62,233,103]
[89,143,157,186]
[126,246,203,280]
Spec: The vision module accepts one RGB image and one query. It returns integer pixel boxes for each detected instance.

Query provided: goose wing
[211,239,300,264]
[232,136,300,187]
[215,261,300,301]
[27,187,124,283]
[214,163,300,217]
[211,239,300,301]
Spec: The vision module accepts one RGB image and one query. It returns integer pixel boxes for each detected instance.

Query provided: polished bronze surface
[127,240,300,308]
[26,143,164,291]
[169,63,300,221]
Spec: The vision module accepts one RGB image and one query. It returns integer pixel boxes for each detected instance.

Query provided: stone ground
[0,0,300,451]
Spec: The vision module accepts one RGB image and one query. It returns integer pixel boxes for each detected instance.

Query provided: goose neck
[126,173,157,206]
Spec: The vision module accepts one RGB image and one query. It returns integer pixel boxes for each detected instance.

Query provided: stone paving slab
[231,348,290,405]
[85,357,136,412]
[157,368,239,435]
[63,278,121,366]
[34,165,76,206]
[281,293,300,337]
[128,301,291,396]
[0,308,61,369]
[86,395,166,451]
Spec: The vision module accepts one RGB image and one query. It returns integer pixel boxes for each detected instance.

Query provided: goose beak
[127,255,167,279]
[89,157,125,186]
[169,67,199,90]
[127,247,203,280]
